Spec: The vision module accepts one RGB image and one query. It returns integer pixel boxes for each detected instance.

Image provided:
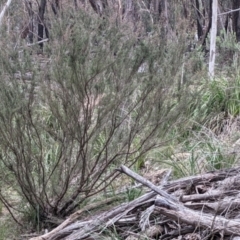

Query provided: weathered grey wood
[164,167,240,193]
[118,165,177,203]
[29,196,126,240]
[33,191,157,240]
[63,191,156,240]
[0,0,13,29]
[119,165,240,236]
[154,203,240,236]
[29,166,240,240]
[181,190,239,203]
[185,196,240,213]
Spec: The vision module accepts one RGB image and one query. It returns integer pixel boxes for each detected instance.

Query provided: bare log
[155,202,240,236]
[57,193,156,240]
[30,191,156,240]
[164,166,240,193]
[185,196,240,214]
[29,166,240,240]
[29,196,124,240]
[121,165,240,236]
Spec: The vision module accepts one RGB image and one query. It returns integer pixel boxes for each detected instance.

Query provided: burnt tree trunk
[51,0,60,15]
[195,0,204,40]
[38,0,47,50]
[23,0,34,43]
[232,0,240,42]
[151,0,162,23]
[201,0,212,51]
[89,0,108,15]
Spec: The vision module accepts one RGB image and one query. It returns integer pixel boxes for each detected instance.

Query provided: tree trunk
[201,0,212,50]
[24,0,34,43]
[89,0,108,15]
[151,0,162,23]
[195,0,204,40]
[232,0,240,42]
[38,0,47,50]
[162,0,169,38]
[51,0,60,15]
[209,0,218,78]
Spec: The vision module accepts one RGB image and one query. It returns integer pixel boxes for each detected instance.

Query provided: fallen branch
[28,165,240,240]
[155,202,240,236]
[117,165,177,203]
[54,192,156,240]
[120,165,240,236]
[29,196,125,240]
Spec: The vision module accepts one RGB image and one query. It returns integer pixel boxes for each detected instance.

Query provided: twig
[117,165,177,203]
[218,8,240,16]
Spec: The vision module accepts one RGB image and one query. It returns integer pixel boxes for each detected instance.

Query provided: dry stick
[62,166,171,239]
[63,192,156,240]
[118,165,178,203]
[119,165,240,236]
[31,166,240,239]
[29,196,124,240]
[181,190,238,203]
[31,191,156,240]
[154,204,240,236]
[185,197,240,213]
[164,166,240,193]
[218,7,240,16]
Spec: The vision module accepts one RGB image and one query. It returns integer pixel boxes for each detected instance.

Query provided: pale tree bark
[209,0,218,78]
[0,0,13,29]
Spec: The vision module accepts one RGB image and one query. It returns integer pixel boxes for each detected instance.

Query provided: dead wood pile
[28,165,240,240]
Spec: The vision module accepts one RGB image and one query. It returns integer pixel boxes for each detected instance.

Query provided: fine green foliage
[0,9,196,225]
[1,1,240,238]
[152,114,238,179]
[126,187,142,202]
[188,74,240,136]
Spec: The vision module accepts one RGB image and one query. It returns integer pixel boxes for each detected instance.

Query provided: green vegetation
[0,1,240,238]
